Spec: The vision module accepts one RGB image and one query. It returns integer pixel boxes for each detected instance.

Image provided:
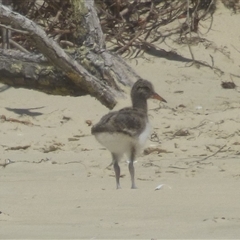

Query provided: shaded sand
[1,3,240,239]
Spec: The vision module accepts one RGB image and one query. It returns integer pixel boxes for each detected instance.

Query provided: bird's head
[131,79,167,103]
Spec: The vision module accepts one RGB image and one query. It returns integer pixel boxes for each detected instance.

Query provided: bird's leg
[112,153,121,189]
[114,162,121,189]
[129,147,137,189]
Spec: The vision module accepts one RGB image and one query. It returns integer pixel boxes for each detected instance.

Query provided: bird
[91,79,167,189]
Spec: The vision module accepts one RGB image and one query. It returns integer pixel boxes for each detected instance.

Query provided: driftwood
[0,1,140,109]
[0,0,232,108]
[0,49,88,96]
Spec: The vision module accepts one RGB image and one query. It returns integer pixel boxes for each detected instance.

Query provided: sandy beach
[1,2,240,239]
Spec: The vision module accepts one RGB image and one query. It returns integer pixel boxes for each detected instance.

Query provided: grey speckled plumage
[91,79,166,189]
[92,107,147,138]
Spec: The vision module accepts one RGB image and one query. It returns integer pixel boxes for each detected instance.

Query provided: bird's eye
[137,86,149,91]
[143,86,150,92]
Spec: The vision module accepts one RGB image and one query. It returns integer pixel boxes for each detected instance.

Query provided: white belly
[94,123,151,158]
[138,122,151,147]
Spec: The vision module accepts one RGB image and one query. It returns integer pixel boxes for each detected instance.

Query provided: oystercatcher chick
[91,79,167,189]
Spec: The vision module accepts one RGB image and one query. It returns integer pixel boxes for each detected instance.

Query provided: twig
[231,44,240,54]
[168,165,189,170]
[0,23,29,34]
[60,40,75,47]
[116,22,147,54]
[196,144,227,163]
[6,145,31,150]
[186,0,195,63]
[9,39,30,53]
[0,115,36,126]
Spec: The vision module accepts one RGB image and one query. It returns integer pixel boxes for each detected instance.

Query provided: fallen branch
[0,4,117,109]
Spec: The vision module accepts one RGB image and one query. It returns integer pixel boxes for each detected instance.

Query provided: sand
[1,3,240,239]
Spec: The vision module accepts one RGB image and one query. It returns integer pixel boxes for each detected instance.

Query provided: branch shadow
[145,46,192,63]
[5,107,45,117]
[0,85,11,92]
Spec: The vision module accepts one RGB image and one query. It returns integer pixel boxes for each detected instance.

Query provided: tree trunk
[0,1,140,109]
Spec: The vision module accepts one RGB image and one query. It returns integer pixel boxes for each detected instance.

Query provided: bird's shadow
[5,106,45,117]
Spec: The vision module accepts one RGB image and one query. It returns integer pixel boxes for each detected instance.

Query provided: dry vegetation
[1,0,239,56]
[221,0,240,12]
[0,0,239,108]
[97,0,217,56]
[1,0,240,54]
[3,0,239,55]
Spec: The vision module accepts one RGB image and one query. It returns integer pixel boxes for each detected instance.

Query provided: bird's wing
[91,108,147,137]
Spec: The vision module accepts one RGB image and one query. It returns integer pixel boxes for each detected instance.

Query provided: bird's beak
[151,93,167,103]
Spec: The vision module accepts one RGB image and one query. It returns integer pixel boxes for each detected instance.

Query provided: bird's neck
[132,96,148,112]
